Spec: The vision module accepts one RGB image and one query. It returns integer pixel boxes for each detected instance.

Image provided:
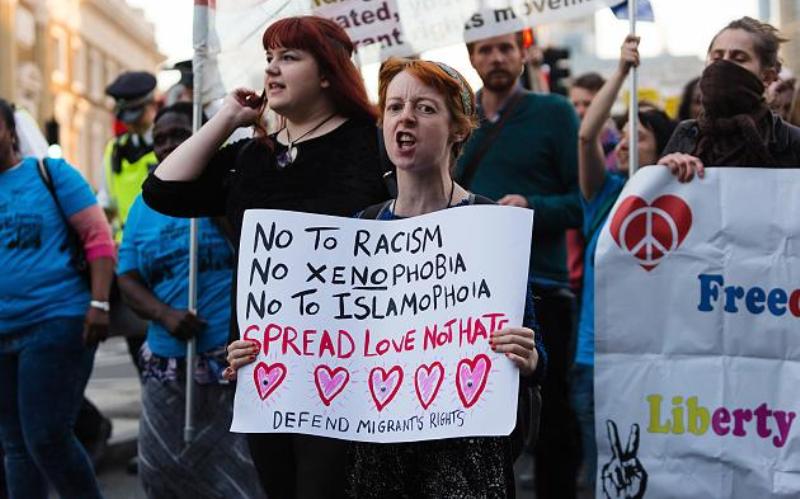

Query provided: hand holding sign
[601,420,648,499]
[223,339,259,381]
[489,327,539,375]
[657,153,705,183]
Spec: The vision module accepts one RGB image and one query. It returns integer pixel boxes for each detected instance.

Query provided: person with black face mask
[659,17,800,180]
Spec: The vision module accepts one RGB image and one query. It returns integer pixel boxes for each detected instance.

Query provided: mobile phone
[244,89,266,109]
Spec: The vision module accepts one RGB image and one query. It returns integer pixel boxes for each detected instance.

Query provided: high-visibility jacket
[103,133,157,240]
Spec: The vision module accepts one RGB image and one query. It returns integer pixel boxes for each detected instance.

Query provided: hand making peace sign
[601,420,648,499]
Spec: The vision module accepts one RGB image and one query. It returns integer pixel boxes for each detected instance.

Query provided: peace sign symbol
[610,195,693,271]
[601,420,648,499]
[617,205,680,268]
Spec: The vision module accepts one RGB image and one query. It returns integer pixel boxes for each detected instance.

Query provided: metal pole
[185,0,209,446]
[628,0,639,177]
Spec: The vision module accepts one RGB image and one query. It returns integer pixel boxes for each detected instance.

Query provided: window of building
[89,48,104,101]
[72,37,87,94]
[51,27,68,84]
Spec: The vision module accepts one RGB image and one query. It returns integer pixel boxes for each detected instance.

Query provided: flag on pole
[611,0,655,22]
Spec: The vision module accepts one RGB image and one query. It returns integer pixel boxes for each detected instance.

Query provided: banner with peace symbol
[595,166,800,498]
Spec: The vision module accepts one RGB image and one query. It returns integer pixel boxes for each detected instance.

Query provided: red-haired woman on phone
[142,16,389,499]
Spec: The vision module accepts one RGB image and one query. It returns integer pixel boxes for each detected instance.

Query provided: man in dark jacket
[456,30,582,499]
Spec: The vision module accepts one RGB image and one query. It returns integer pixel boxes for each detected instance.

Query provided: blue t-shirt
[0,157,96,331]
[118,196,234,357]
[575,173,626,366]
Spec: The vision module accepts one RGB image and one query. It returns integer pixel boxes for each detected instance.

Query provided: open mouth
[267,82,285,91]
[396,131,416,150]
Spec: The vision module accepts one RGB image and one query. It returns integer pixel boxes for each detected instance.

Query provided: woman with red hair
[142,15,389,498]
[349,57,546,498]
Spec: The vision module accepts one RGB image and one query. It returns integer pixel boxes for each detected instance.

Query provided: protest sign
[198,0,619,102]
[594,167,800,498]
[231,206,533,443]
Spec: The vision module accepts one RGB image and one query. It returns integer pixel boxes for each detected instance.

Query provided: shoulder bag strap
[457,91,526,189]
[36,158,67,220]
[36,158,76,254]
[359,200,393,220]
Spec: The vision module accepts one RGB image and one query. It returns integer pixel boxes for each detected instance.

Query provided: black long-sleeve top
[142,118,390,342]
[142,118,389,241]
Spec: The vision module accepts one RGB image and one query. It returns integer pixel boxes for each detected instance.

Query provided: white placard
[595,167,800,498]
[231,206,533,443]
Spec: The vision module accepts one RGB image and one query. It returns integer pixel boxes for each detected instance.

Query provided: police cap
[105,71,157,124]
[172,60,193,88]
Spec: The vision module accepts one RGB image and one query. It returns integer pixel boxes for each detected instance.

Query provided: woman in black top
[141,16,388,499]
[659,17,800,180]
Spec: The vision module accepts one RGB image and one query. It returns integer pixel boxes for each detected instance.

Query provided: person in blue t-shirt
[0,98,115,499]
[116,102,262,498]
[572,36,677,493]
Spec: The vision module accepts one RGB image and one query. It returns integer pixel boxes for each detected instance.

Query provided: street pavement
[85,337,143,498]
[86,337,534,498]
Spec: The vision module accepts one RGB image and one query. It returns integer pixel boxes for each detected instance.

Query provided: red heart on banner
[609,195,693,271]
[253,361,287,401]
[368,366,403,412]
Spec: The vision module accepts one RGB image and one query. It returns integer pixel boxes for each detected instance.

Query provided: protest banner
[197,0,621,103]
[594,167,800,498]
[230,206,533,443]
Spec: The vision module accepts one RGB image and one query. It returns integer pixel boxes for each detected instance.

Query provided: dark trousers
[247,433,349,499]
[533,287,580,499]
[74,398,105,449]
[0,317,102,499]
[0,447,6,499]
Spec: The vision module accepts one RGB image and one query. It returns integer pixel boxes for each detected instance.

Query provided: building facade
[0,0,163,186]
[778,0,799,76]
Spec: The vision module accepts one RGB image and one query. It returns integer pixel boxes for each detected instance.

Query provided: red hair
[263,16,377,123]
[378,58,477,162]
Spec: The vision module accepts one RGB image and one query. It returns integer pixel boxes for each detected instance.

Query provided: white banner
[200,0,619,102]
[594,167,800,498]
[231,207,533,442]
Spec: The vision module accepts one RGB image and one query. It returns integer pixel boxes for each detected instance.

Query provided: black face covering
[693,60,774,166]
[700,59,766,118]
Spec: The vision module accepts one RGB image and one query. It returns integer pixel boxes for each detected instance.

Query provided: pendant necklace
[276,113,337,169]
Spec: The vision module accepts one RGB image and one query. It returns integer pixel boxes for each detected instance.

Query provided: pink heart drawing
[253,361,287,401]
[414,362,445,410]
[368,366,403,412]
[456,354,492,409]
[314,365,350,406]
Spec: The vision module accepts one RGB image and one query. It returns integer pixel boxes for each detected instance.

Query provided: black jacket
[662,113,800,167]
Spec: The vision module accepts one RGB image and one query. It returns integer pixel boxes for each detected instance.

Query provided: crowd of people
[0,11,798,499]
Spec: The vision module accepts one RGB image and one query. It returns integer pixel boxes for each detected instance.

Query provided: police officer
[164,60,194,106]
[103,71,159,240]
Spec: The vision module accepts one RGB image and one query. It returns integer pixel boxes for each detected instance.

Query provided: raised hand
[619,34,641,75]
[601,420,648,499]
[220,87,265,128]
